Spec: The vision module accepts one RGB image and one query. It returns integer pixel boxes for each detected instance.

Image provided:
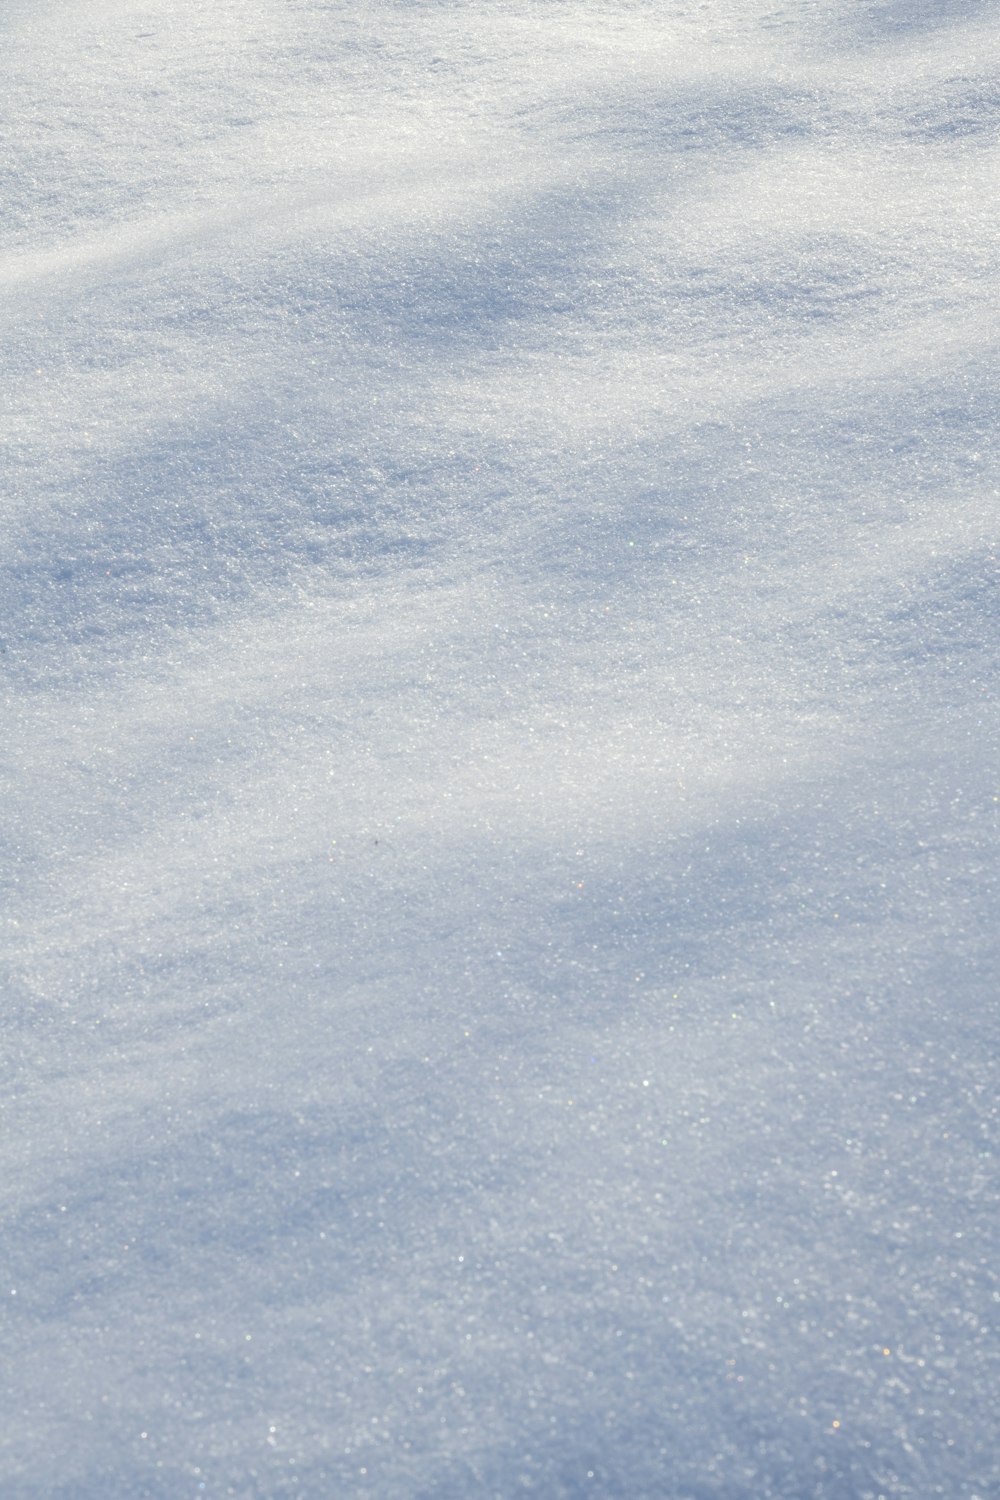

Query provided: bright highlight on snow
[2,1,997,1496]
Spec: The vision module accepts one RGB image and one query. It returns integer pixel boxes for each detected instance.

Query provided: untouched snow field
[2,1,998,1495]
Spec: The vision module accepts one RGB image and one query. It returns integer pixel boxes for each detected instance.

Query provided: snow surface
[2,1,998,1495]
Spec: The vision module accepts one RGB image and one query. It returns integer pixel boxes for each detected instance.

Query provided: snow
[2,1,998,1496]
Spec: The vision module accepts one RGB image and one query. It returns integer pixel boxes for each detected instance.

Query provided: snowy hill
[2,2,997,1496]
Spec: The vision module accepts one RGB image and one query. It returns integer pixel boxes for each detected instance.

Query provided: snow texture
[2,1,998,1496]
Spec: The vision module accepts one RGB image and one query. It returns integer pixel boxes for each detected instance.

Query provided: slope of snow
[2,2,997,1496]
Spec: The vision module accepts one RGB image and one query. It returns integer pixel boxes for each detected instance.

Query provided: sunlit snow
[2,1,998,1496]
